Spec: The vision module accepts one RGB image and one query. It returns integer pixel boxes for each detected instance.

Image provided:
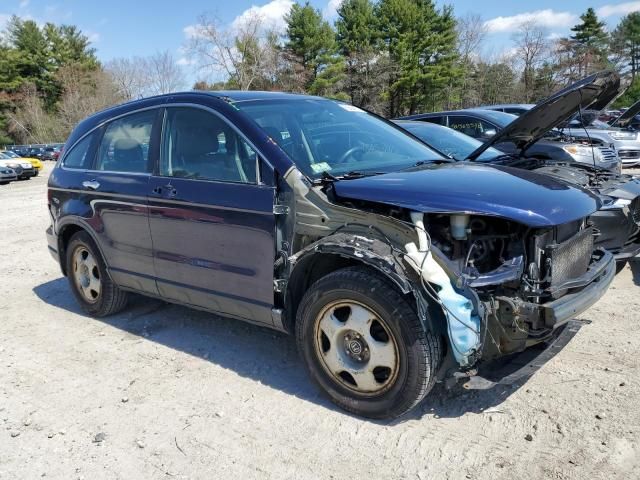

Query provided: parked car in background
[47,90,615,419]
[480,103,536,116]
[42,146,60,161]
[399,108,621,172]
[3,150,43,175]
[0,152,35,180]
[0,165,17,184]
[608,98,640,132]
[558,107,640,168]
[27,147,46,160]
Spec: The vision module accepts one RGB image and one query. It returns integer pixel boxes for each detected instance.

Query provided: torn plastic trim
[404,212,482,368]
[288,232,414,295]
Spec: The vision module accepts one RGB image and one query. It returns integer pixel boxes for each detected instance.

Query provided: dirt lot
[1,164,639,479]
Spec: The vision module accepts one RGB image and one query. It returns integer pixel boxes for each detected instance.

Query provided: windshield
[0,152,9,160]
[400,122,503,162]
[234,98,445,178]
[4,151,18,158]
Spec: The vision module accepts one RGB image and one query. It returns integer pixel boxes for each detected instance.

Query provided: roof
[202,90,324,103]
[481,104,536,110]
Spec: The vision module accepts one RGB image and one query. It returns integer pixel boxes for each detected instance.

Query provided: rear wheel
[66,231,129,317]
[296,266,442,419]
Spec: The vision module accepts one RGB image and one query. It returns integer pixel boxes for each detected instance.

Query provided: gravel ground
[1,164,639,479]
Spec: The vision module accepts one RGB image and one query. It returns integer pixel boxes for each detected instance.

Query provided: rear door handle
[82,180,100,190]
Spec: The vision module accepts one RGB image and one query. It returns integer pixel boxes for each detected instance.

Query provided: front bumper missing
[460,320,586,390]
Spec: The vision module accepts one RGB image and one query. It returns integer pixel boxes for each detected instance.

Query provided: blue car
[47,90,615,418]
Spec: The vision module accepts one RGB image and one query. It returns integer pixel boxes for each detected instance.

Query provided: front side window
[160,107,257,183]
[96,110,155,173]
[447,116,497,139]
[235,99,444,179]
[64,134,95,169]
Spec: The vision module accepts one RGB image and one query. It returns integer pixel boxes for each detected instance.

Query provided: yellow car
[2,151,42,175]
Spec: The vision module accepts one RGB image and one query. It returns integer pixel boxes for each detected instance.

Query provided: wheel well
[58,224,85,275]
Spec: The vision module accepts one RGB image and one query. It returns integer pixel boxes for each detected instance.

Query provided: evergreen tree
[284,2,339,92]
[336,0,380,107]
[570,8,609,76]
[612,12,640,79]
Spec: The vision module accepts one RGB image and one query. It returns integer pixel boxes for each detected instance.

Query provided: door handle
[82,180,100,190]
[151,184,177,197]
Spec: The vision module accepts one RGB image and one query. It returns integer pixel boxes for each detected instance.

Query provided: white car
[0,165,17,184]
[0,155,36,180]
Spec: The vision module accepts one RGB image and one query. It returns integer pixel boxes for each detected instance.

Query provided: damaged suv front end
[232,95,616,417]
[326,164,615,370]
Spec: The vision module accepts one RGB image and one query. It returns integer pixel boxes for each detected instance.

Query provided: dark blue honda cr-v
[47,91,615,419]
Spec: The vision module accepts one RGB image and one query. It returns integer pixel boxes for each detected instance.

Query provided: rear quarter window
[63,134,95,169]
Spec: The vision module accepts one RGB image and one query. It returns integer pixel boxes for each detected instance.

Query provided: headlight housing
[563,144,603,162]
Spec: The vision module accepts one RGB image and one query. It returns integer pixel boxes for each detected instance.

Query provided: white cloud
[19,0,29,8]
[183,24,202,39]
[597,2,640,17]
[232,0,294,32]
[86,31,100,43]
[177,57,195,66]
[484,9,578,33]
[323,0,344,19]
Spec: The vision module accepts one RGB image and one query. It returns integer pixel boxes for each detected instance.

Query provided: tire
[615,260,628,275]
[296,266,442,419]
[65,231,129,317]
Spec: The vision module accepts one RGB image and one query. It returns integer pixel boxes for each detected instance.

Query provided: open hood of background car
[610,98,640,128]
[332,163,600,227]
[466,70,620,161]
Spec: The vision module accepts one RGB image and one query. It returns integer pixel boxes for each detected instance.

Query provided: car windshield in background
[400,122,504,162]
[234,98,444,179]
[470,109,518,128]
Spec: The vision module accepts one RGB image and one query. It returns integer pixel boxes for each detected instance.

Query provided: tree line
[1,3,640,145]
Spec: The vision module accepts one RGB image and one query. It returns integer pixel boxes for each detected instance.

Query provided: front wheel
[296,266,442,419]
[66,231,129,317]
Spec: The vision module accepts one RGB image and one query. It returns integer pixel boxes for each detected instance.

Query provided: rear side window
[447,116,496,139]
[420,116,444,126]
[63,134,94,169]
[160,107,257,183]
[96,110,156,173]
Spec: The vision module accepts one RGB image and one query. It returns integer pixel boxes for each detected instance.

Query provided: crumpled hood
[332,163,600,227]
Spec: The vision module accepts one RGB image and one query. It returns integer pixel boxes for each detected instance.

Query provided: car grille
[545,228,594,288]
[598,146,618,163]
[618,150,640,159]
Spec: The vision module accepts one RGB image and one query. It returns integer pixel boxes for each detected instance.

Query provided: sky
[1,0,640,85]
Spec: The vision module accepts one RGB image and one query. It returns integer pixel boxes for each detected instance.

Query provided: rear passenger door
[147,106,276,325]
[87,109,160,294]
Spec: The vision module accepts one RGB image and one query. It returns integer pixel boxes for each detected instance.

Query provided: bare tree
[457,13,487,63]
[143,50,186,95]
[56,64,124,135]
[511,21,550,102]
[7,84,59,143]
[186,12,277,90]
[105,58,147,100]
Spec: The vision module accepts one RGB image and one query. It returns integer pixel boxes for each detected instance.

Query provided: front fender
[289,232,413,294]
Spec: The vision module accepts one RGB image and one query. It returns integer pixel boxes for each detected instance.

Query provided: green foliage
[0,15,100,143]
[612,12,640,79]
[285,2,337,89]
[613,77,640,108]
[571,8,608,50]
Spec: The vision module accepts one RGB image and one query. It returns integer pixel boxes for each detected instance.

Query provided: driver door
[147,106,277,325]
